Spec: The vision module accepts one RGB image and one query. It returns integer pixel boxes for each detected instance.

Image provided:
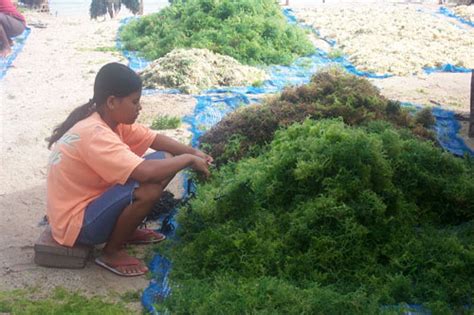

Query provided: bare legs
[106,2,114,19]
[100,153,175,275]
[0,24,11,57]
[0,14,25,58]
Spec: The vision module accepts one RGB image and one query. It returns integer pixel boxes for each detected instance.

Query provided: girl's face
[109,90,142,125]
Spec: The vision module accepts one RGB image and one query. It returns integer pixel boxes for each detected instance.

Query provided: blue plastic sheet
[401,102,474,157]
[142,176,194,314]
[431,107,474,156]
[141,255,172,315]
[0,27,30,80]
[439,6,474,28]
[424,63,472,74]
[116,17,151,72]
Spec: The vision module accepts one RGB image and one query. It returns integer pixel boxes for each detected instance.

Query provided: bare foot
[96,250,148,276]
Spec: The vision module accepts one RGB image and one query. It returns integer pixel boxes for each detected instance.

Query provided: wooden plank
[34,226,91,268]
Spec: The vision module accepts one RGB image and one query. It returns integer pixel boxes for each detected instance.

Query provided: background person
[0,0,26,57]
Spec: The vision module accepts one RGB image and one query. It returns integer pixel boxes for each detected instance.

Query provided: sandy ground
[0,2,472,312]
[0,10,195,310]
[372,72,471,113]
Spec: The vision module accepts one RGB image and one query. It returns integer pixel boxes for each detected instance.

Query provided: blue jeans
[75,151,166,246]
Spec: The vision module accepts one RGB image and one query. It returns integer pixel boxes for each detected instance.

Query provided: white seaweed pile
[295,5,474,76]
[140,48,268,94]
[453,5,474,22]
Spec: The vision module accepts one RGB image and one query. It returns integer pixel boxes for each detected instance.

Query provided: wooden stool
[34,226,91,269]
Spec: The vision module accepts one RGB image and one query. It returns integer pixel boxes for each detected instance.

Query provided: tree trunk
[139,0,143,15]
[470,69,474,137]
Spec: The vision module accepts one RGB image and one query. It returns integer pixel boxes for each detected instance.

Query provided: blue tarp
[439,6,474,28]
[424,63,472,74]
[116,17,151,72]
[401,102,474,157]
[0,27,31,80]
[431,106,474,156]
[116,12,474,314]
[183,92,251,146]
[141,255,172,314]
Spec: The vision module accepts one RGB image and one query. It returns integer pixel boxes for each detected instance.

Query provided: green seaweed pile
[200,68,435,166]
[120,0,314,65]
[157,119,474,314]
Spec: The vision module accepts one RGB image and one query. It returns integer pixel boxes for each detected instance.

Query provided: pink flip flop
[95,257,147,277]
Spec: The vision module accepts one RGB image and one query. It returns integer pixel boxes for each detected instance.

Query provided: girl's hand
[190,155,211,179]
[193,149,214,165]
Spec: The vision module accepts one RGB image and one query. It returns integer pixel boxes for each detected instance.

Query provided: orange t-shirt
[46,112,156,246]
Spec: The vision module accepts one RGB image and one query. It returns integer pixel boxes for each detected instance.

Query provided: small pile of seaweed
[157,119,474,314]
[200,68,435,166]
[140,48,268,94]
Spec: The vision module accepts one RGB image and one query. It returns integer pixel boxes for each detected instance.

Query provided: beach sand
[0,3,472,312]
[0,10,194,310]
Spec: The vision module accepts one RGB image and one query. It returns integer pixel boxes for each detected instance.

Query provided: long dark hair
[47,63,142,149]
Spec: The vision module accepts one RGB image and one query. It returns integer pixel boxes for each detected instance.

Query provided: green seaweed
[158,119,474,314]
[120,0,314,65]
[150,115,181,130]
[201,68,434,166]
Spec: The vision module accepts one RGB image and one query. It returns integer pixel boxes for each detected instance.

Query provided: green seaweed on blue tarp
[141,97,473,314]
[116,12,474,315]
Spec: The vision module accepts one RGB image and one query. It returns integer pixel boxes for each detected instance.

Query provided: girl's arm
[150,134,213,164]
[130,153,209,183]
[130,134,213,183]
